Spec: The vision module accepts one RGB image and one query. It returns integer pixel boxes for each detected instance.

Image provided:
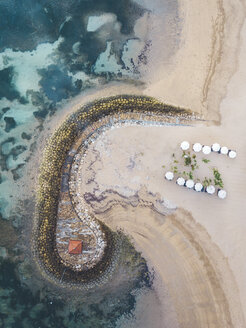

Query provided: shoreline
[18,0,245,204]
[11,0,246,326]
[8,0,246,210]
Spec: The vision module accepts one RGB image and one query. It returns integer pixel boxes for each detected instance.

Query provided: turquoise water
[0,1,179,327]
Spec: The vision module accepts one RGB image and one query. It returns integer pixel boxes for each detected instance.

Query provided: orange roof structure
[68,240,82,254]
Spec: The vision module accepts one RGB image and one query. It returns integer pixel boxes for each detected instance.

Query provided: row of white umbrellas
[165,171,227,199]
[180,141,237,158]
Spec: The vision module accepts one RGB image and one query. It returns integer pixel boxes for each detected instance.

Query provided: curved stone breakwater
[33,95,193,287]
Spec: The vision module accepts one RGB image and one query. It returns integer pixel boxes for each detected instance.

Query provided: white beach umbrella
[228,150,237,159]
[212,143,220,152]
[180,141,190,151]
[194,182,203,192]
[218,189,227,199]
[193,143,202,152]
[206,185,215,195]
[220,146,229,155]
[186,179,194,189]
[202,145,211,155]
[165,171,174,181]
[176,177,185,186]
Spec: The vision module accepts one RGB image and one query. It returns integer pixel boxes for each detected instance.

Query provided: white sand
[141,0,245,122]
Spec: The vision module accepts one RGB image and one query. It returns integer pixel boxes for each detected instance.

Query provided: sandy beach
[21,0,246,326]
[75,115,246,326]
[142,0,245,122]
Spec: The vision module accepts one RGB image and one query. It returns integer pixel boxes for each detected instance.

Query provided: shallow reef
[0,244,152,328]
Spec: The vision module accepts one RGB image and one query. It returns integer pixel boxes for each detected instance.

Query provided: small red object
[68,240,82,254]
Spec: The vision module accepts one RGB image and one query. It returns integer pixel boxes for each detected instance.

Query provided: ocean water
[0,1,179,327]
